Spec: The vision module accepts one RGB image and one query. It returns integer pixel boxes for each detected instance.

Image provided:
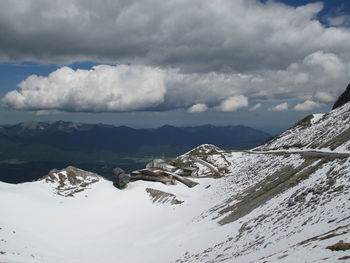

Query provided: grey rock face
[332,83,350,110]
[113,168,130,189]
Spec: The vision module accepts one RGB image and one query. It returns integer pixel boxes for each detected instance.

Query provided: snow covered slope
[173,145,350,262]
[1,103,350,263]
[0,169,222,263]
[256,102,350,152]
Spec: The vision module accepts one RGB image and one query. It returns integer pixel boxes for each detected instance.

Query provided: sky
[0,0,349,134]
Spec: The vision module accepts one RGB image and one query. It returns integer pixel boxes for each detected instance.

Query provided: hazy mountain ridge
[0,102,349,262]
[0,122,271,183]
[0,121,271,151]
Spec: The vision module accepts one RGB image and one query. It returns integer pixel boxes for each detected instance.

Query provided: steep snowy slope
[173,145,350,262]
[169,103,350,262]
[1,103,350,263]
[256,102,350,152]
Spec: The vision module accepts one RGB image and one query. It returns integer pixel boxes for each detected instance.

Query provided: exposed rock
[146,188,183,205]
[333,83,350,110]
[41,166,100,197]
[326,240,350,251]
[173,144,225,177]
[113,168,130,189]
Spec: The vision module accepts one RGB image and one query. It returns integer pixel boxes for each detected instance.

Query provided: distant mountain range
[0,121,271,152]
[0,121,271,182]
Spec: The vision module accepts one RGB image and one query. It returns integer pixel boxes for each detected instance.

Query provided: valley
[0,123,271,183]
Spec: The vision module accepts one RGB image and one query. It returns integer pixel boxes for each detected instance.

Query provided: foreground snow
[1,149,349,263]
[0,175,225,263]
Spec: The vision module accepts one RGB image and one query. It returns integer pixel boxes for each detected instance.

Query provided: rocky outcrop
[332,82,350,110]
[113,168,130,189]
[146,188,183,205]
[41,166,100,197]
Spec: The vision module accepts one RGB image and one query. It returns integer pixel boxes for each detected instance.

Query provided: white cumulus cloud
[2,65,167,112]
[34,110,62,116]
[269,102,289,111]
[327,15,350,27]
[1,0,350,114]
[294,100,321,111]
[214,95,248,112]
[187,104,208,113]
[2,48,349,113]
[249,103,261,111]
[314,91,335,103]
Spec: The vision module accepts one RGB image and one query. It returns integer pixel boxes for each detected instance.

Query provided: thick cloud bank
[2,54,349,112]
[1,0,350,113]
[3,65,252,112]
[3,65,166,112]
[0,0,349,74]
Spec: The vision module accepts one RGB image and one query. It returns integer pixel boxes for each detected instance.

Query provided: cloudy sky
[0,0,349,134]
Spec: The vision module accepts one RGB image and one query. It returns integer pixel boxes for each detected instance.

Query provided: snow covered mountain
[256,102,350,152]
[1,103,350,262]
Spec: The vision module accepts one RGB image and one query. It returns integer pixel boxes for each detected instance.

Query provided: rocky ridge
[41,166,101,197]
[333,83,350,110]
[255,102,350,152]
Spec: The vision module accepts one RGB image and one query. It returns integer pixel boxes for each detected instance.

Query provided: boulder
[113,168,130,189]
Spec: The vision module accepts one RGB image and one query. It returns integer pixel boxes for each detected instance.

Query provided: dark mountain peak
[97,122,114,128]
[52,120,66,124]
[2,120,91,136]
[19,120,74,129]
[13,121,51,135]
[51,120,76,128]
[20,121,45,130]
[158,124,177,130]
[198,124,215,129]
[115,125,136,132]
[332,82,350,110]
